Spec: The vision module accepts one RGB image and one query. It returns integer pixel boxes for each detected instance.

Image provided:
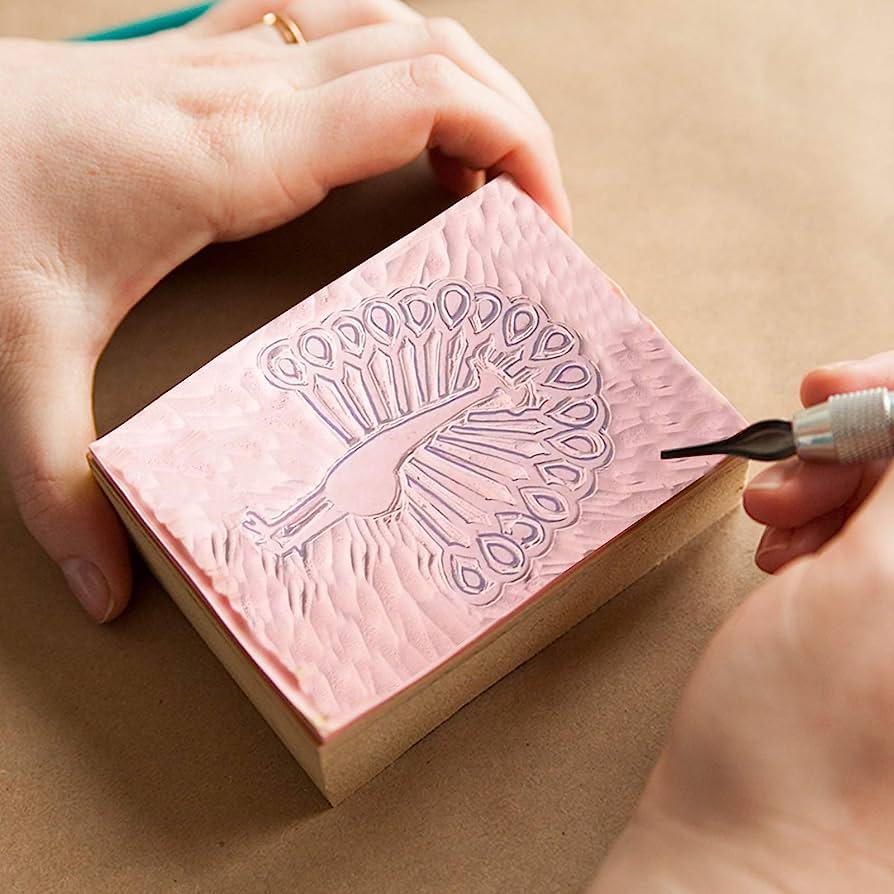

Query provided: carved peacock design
[243,279,614,605]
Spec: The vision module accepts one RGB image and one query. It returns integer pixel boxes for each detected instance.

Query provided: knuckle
[406,53,457,94]
[176,35,269,69]
[424,16,470,52]
[176,78,272,171]
[180,101,240,176]
[171,70,314,235]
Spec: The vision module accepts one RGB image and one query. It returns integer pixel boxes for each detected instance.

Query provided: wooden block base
[91,455,746,805]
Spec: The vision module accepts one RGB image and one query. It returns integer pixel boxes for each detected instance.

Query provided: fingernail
[61,558,113,623]
[755,527,792,566]
[747,463,794,492]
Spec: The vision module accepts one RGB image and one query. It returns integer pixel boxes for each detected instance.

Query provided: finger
[800,350,894,407]
[224,16,566,213]
[255,17,562,205]
[1,319,131,623]
[743,458,863,529]
[271,56,571,231]
[245,18,544,122]
[190,0,419,38]
[754,509,847,574]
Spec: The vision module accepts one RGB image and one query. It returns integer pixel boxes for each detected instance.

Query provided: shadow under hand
[95,160,452,433]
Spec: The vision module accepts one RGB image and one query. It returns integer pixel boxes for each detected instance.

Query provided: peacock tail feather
[244,279,614,606]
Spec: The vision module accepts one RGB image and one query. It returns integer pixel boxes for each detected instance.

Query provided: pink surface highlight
[91,177,744,738]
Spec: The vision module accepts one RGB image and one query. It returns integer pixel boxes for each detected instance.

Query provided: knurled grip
[828,387,894,463]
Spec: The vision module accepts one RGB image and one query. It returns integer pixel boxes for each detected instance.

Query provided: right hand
[0,0,568,622]
[592,352,894,892]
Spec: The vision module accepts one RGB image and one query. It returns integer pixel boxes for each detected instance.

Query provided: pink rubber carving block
[89,176,746,803]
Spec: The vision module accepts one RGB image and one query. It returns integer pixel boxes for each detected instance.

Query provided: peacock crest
[243,279,614,606]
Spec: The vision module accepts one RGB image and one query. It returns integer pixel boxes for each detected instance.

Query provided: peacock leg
[242,485,345,557]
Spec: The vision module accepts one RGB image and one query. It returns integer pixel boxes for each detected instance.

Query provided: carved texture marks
[90,176,745,737]
[245,279,613,606]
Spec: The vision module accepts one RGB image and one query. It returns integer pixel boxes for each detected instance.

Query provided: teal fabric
[75,3,213,40]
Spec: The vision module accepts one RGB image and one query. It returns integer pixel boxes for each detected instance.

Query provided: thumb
[800,349,894,406]
[2,338,131,623]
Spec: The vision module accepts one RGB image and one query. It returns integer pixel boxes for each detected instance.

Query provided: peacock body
[243,279,614,606]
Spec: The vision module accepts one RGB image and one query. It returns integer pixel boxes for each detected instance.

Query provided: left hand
[0,0,569,623]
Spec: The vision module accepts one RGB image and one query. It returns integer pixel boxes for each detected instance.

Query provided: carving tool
[661,387,894,464]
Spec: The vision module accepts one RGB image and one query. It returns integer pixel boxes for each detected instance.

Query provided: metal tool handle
[793,387,894,463]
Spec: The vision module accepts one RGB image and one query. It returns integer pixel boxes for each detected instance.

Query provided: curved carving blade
[660,419,795,462]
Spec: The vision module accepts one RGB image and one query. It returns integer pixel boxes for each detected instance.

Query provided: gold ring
[261,11,307,45]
